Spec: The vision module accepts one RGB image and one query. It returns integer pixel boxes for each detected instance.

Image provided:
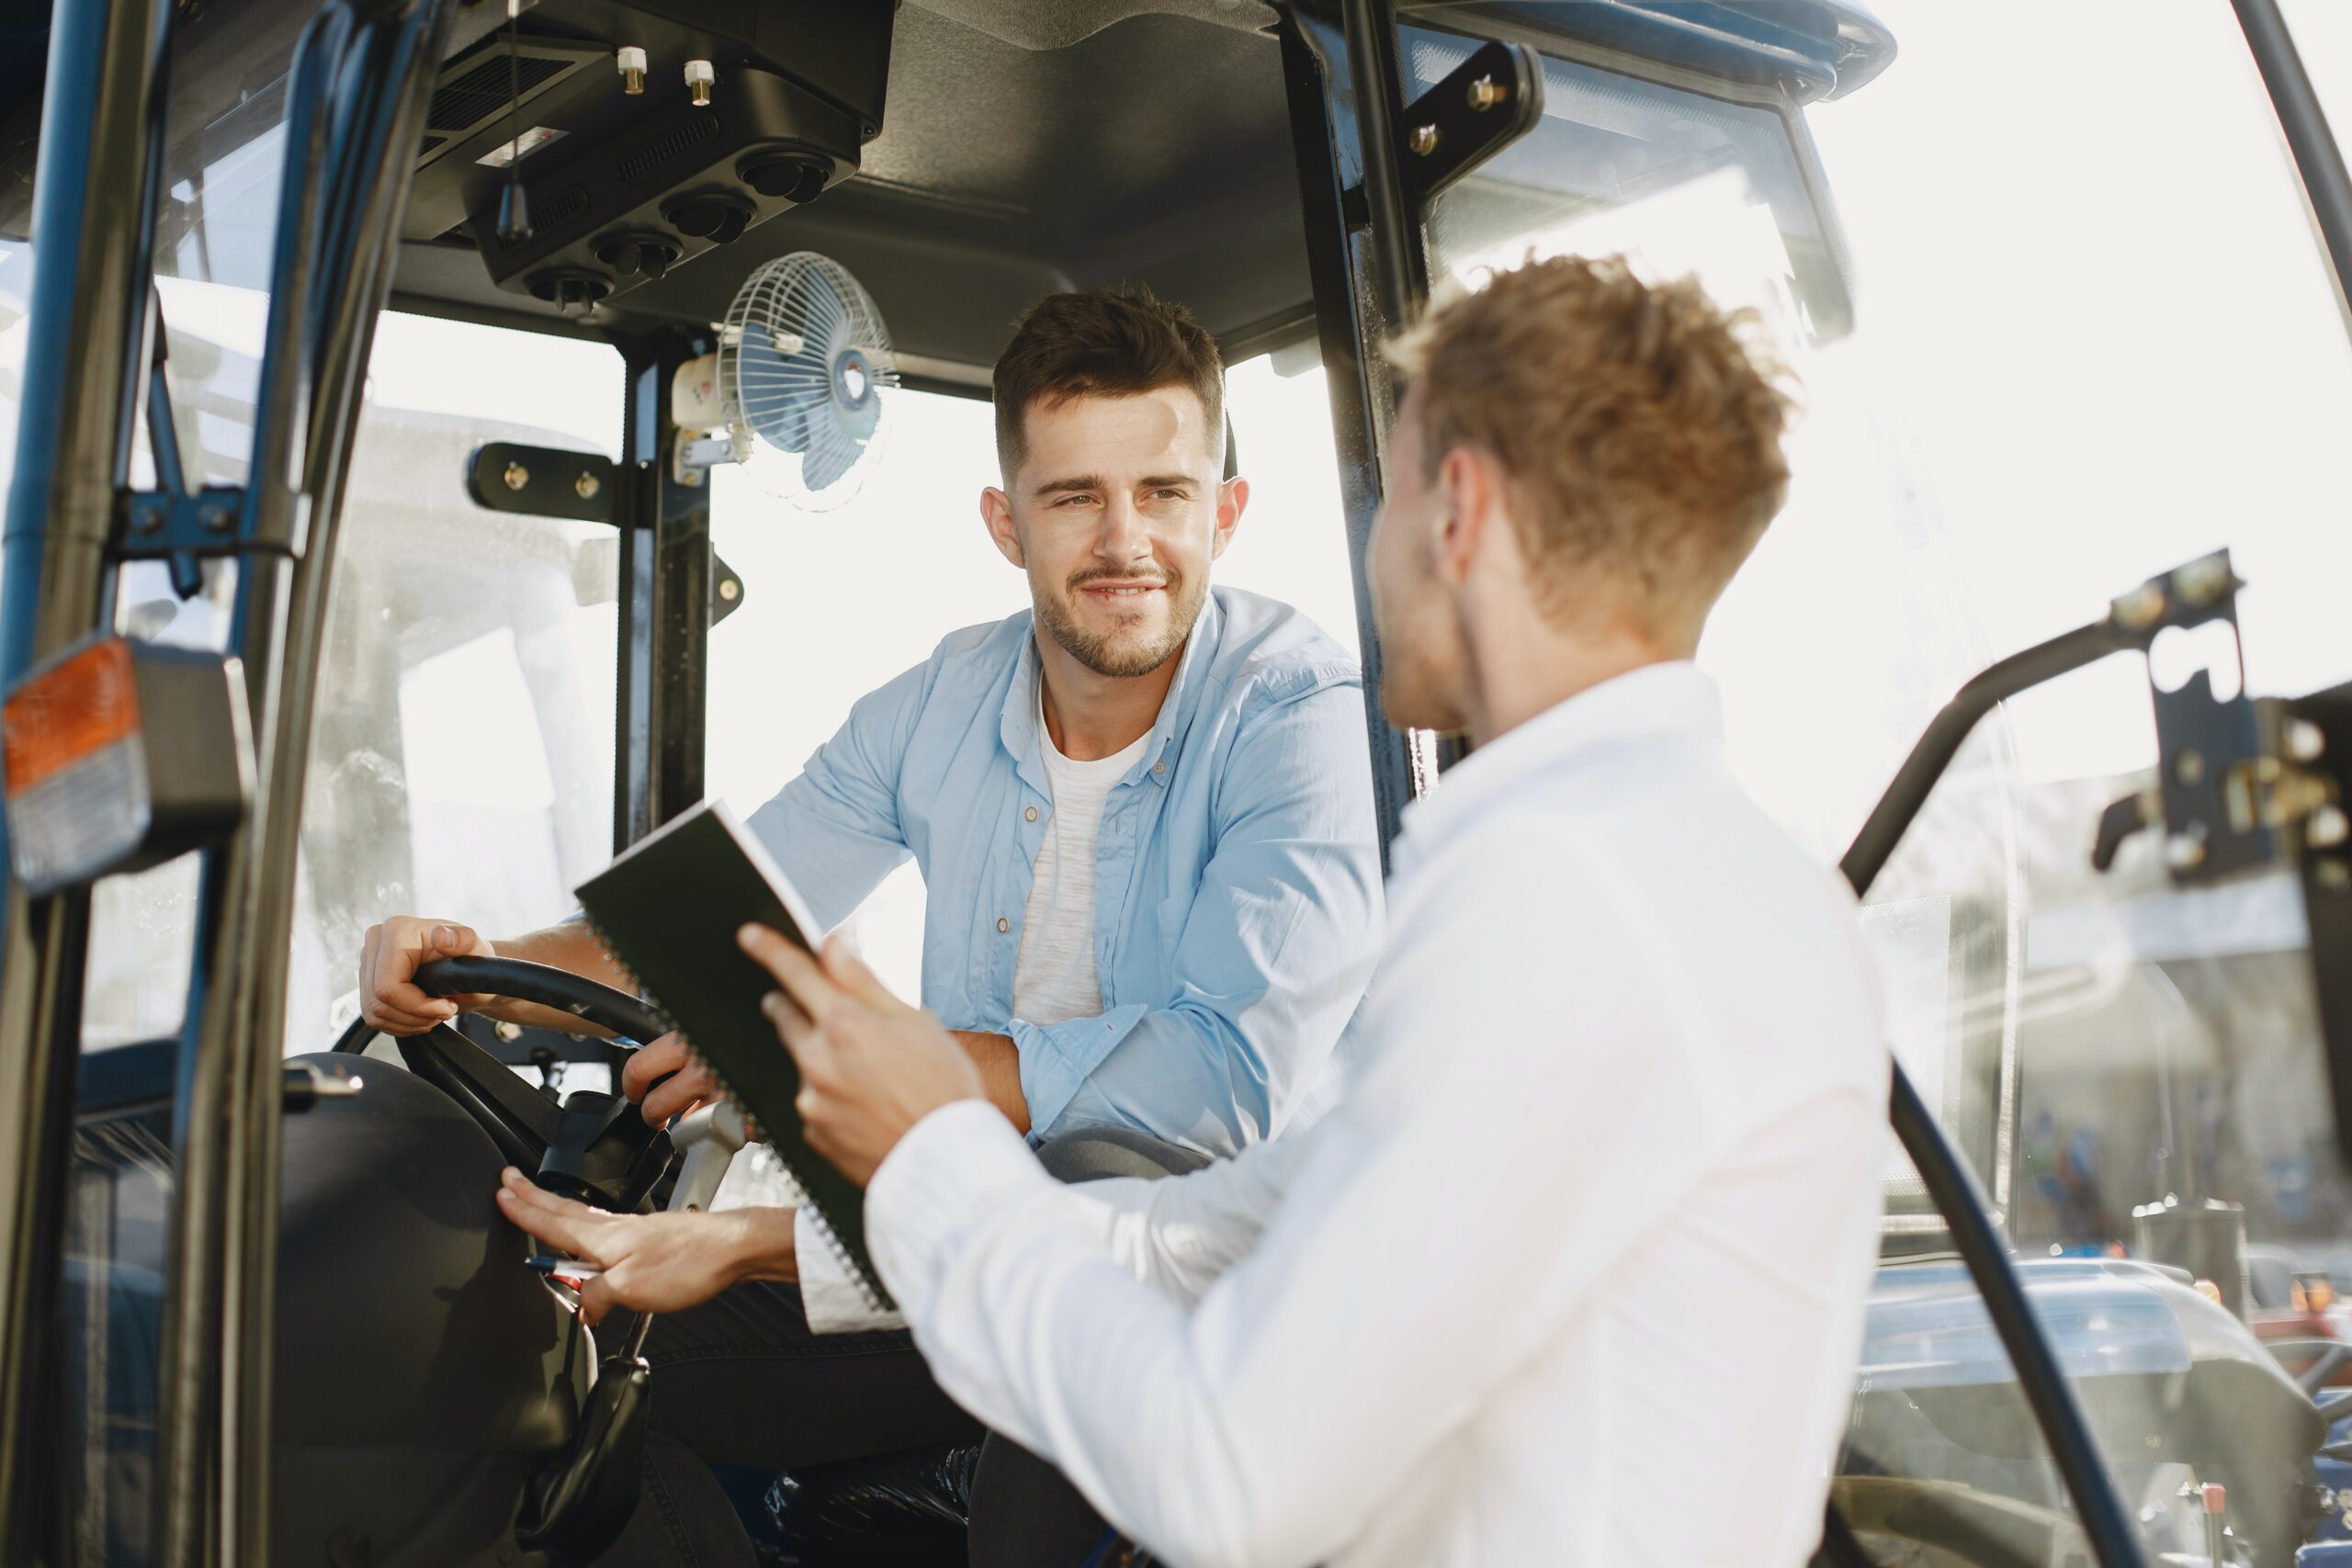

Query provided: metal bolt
[2112,584,2167,631]
[2289,718,2327,762]
[2165,831,2208,873]
[2312,805,2351,850]
[133,503,164,535]
[685,59,716,107]
[575,470,601,500]
[504,461,529,491]
[2319,858,2352,893]
[616,46,647,96]
[2175,750,2205,785]
[198,501,232,532]
[494,1020,524,1043]
[1466,74,1505,112]
[2174,555,2235,607]
[718,577,741,603]
[1408,123,1441,156]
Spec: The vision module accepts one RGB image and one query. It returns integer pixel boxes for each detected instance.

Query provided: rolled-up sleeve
[1012,677,1383,1154]
[741,657,931,930]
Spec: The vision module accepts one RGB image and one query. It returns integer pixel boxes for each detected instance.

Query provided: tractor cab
[7,1,2352,1564]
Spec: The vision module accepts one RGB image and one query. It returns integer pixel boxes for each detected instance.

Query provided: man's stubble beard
[1035,565,1209,679]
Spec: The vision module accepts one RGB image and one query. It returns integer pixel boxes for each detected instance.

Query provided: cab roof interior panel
[0,0,1309,374]
[384,0,1307,373]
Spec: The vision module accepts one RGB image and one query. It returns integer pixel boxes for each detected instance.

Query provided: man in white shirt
[736,255,1890,1566]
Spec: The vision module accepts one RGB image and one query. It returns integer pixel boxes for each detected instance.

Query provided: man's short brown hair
[993,287,1226,476]
[1389,255,1795,635]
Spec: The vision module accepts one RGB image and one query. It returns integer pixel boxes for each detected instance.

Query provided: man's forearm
[950,1030,1030,1134]
[475,922,636,1033]
[729,1205,800,1284]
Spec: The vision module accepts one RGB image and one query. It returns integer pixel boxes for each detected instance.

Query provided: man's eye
[1149,489,1186,502]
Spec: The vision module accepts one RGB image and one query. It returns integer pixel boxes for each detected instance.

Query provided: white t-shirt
[784,705,1155,1327]
[1012,708,1151,1028]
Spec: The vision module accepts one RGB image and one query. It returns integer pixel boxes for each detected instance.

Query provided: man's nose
[1093,494,1148,562]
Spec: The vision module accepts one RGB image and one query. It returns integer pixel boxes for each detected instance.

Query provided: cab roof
[0,0,1895,376]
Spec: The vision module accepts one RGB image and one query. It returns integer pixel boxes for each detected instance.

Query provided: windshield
[1410,31,1853,342]
[1418,0,2352,1558]
[288,312,623,1054]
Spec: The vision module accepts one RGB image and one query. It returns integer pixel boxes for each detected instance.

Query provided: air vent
[618,114,721,185]
[427,54,570,134]
[501,184,591,249]
[418,134,446,159]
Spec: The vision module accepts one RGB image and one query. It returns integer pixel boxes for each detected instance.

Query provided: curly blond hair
[1389,255,1796,637]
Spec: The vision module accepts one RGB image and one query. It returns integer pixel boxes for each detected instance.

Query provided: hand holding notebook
[574,801,914,1308]
[735,924,987,1187]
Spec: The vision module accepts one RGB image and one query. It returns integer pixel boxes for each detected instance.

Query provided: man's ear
[979,486,1025,569]
[1431,446,1493,585]
[1209,476,1249,563]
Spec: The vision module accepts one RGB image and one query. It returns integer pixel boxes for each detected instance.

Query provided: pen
[524,1255,605,1279]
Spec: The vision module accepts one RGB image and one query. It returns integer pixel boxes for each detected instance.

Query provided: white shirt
[1012,708,1152,1026]
[864,663,1890,1568]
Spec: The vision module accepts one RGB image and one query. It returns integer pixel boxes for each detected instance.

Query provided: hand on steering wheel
[359,915,498,1032]
[329,955,676,1211]
[623,1034,728,1127]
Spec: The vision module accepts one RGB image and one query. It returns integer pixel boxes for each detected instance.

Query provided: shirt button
[1153,760,1167,776]
[996,917,1011,933]
[1025,807,1039,822]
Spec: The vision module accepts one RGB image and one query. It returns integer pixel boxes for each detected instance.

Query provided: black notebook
[575,801,891,1310]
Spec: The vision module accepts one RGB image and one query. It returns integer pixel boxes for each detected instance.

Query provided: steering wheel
[328,955,674,1212]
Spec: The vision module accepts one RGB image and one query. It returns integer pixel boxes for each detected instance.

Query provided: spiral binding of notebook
[575,802,893,1312]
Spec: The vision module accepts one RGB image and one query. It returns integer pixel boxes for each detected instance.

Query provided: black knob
[595,232,682,279]
[741,153,828,204]
[663,192,754,242]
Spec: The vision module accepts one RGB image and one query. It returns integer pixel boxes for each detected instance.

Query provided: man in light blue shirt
[360,286,1380,1562]
[740,580,1374,1154]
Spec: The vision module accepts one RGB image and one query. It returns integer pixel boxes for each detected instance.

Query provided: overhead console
[400,0,894,312]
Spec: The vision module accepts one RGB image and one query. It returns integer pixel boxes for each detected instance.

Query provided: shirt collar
[1397,661,1724,854]
[1001,589,1227,793]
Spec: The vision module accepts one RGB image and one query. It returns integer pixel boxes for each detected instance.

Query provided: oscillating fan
[695,252,901,509]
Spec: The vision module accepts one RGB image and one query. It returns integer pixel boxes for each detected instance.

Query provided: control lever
[282,1059,363,1111]
[663,1100,751,1214]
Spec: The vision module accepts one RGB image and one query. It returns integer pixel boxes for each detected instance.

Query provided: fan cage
[718,252,903,510]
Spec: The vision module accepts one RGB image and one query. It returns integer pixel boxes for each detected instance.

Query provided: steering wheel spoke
[333,957,677,1211]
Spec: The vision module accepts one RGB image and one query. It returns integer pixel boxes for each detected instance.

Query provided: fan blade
[802,428,863,491]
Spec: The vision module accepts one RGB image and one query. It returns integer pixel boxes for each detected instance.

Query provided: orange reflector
[3,637,139,796]
[6,636,245,895]
[2202,1483,2227,1516]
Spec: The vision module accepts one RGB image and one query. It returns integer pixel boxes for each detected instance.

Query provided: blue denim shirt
[742,587,1382,1156]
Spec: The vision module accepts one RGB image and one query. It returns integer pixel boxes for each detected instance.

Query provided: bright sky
[1716,0,2352,861]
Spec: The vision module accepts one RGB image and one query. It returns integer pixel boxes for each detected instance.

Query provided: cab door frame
[0,0,463,1561]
